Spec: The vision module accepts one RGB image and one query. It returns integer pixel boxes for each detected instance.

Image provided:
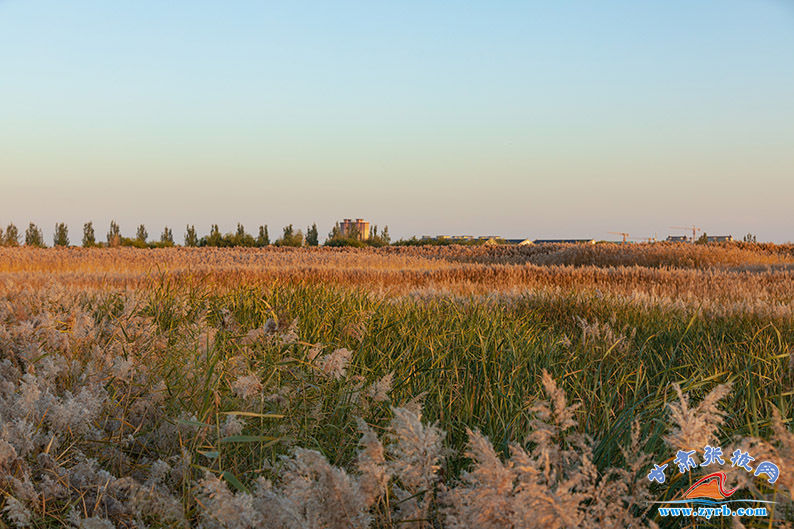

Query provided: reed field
[0,244,792,528]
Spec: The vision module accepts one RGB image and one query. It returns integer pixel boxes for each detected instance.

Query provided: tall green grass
[144,280,792,477]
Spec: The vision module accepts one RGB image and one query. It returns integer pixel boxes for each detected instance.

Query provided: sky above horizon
[2,1,793,243]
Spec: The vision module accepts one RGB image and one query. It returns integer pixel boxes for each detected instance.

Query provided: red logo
[682,472,737,500]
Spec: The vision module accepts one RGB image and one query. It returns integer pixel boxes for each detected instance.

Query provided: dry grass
[0,245,792,527]
[1,245,793,320]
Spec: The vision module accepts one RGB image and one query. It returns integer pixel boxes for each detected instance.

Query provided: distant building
[340,218,370,241]
[665,235,690,243]
[706,235,734,243]
[431,235,475,242]
[533,239,596,245]
[421,235,532,245]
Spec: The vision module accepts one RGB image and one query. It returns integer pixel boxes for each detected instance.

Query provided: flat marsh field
[0,244,792,528]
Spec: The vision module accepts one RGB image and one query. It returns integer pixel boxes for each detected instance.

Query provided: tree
[107,221,121,247]
[160,226,174,247]
[25,222,45,247]
[274,224,303,247]
[324,221,389,247]
[346,223,361,241]
[232,223,256,247]
[185,225,198,247]
[306,223,319,246]
[202,224,222,247]
[83,222,96,247]
[696,233,709,244]
[328,223,342,241]
[324,221,365,247]
[368,225,391,247]
[4,223,19,247]
[136,224,148,243]
[53,223,69,246]
[256,225,270,247]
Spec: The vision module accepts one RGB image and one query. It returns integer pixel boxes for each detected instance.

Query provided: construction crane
[609,231,630,244]
[670,225,701,243]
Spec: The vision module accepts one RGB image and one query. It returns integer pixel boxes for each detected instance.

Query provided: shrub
[120,236,148,248]
[231,223,256,247]
[325,237,366,248]
[275,224,303,247]
[201,224,224,247]
[199,224,258,247]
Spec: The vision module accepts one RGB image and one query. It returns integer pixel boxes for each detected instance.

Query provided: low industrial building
[533,239,596,245]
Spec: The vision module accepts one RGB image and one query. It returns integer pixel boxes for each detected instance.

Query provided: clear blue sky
[2,1,793,242]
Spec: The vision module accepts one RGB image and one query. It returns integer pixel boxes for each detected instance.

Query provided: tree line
[0,221,390,248]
